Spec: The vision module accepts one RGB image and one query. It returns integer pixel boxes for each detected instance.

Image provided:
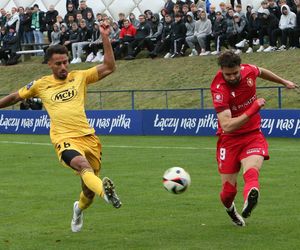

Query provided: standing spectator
[8,7,20,32]
[64,3,76,23]
[18,7,25,42]
[21,7,34,44]
[45,5,58,43]
[211,51,298,227]
[31,4,46,51]
[71,19,92,63]
[124,14,152,60]
[66,0,79,11]
[79,0,94,20]
[0,9,7,28]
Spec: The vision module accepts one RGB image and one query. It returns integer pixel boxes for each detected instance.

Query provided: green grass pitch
[0,134,299,249]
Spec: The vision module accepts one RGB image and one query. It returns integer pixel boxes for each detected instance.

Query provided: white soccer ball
[163,167,191,194]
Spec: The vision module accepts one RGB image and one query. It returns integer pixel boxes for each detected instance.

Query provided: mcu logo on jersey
[51,88,78,102]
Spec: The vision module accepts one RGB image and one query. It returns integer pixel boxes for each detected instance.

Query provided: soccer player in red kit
[211,51,298,226]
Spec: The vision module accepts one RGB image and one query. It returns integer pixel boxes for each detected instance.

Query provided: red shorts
[216,130,269,174]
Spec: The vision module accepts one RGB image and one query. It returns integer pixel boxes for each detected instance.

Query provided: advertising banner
[0,109,299,138]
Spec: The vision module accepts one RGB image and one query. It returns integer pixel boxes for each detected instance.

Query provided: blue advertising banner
[0,109,299,138]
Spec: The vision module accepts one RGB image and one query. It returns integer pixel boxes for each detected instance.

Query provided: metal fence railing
[0,86,287,110]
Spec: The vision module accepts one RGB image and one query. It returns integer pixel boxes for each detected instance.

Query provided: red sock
[243,168,260,202]
[220,181,237,209]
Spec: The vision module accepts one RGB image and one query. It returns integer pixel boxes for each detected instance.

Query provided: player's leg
[71,179,95,232]
[220,173,245,226]
[241,155,264,218]
[240,131,269,218]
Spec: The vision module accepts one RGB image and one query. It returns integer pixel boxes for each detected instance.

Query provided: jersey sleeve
[211,84,230,113]
[18,80,38,99]
[248,64,260,77]
[83,66,99,85]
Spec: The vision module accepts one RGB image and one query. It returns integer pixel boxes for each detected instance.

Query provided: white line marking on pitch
[0,140,298,151]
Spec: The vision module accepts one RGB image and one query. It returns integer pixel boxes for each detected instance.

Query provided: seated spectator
[63,21,80,52]
[205,11,227,55]
[149,14,173,58]
[168,13,187,58]
[117,12,125,29]
[75,12,83,24]
[85,11,95,30]
[124,14,152,60]
[208,5,217,26]
[59,23,70,46]
[268,0,281,19]
[110,21,120,52]
[185,12,198,56]
[0,26,20,65]
[256,9,279,52]
[194,10,212,56]
[164,0,175,16]
[71,19,92,63]
[66,14,76,29]
[84,21,103,62]
[224,9,237,50]
[232,13,248,54]
[276,4,297,50]
[294,6,300,48]
[65,3,76,24]
[42,23,61,63]
[129,13,139,28]
[116,19,136,59]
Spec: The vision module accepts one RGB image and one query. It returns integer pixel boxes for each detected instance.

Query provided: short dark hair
[45,45,69,61]
[218,50,241,68]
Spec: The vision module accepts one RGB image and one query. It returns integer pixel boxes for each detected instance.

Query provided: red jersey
[211,64,261,135]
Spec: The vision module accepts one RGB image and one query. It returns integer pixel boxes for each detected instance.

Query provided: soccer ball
[163,167,191,194]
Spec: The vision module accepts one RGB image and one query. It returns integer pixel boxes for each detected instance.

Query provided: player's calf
[242,187,259,218]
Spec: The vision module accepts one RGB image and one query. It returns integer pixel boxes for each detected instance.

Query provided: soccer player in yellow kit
[0,23,121,232]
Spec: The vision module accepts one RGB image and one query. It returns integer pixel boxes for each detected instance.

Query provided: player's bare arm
[217,98,265,133]
[259,67,299,89]
[96,21,116,80]
[0,91,23,109]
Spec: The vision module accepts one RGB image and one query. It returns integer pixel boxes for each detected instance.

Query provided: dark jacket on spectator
[171,19,187,40]
[66,0,79,10]
[161,19,173,40]
[79,26,92,41]
[60,29,70,44]
[164,0,175,15]
[259,13,279,31]
[20,12,32,32]
[31,11,46,32]
[80,7,94,20]
[268,5,281,19]
[2,30,20,52]
[69,27,81,43]
[213,16,227,36]
[45,9,58,31]
[135,21,151,39]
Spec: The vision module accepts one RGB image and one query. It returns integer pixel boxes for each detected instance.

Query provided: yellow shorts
[54,134,102,175]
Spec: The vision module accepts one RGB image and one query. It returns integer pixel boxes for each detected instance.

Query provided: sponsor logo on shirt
[246,148,261,154]
[214,93,223,103]
[51,87,77,102]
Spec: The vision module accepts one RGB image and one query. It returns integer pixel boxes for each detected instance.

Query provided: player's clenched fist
[245,98,266,118]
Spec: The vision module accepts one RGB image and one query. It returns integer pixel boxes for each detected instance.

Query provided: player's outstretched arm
[96,21,116,80]
[217,98,265,133]
[0,91,23,109]
[259,67,299,89]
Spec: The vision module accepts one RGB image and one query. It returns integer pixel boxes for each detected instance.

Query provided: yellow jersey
[18,66,99,144]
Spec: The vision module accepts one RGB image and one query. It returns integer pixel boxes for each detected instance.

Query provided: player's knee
[62,150,92,172]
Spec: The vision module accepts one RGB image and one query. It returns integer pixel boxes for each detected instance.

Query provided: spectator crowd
[0,0,300,65]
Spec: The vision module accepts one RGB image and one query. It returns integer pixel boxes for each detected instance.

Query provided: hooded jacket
[279,4,296,30]
[194,11,212,36]
[185,12,196,36]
